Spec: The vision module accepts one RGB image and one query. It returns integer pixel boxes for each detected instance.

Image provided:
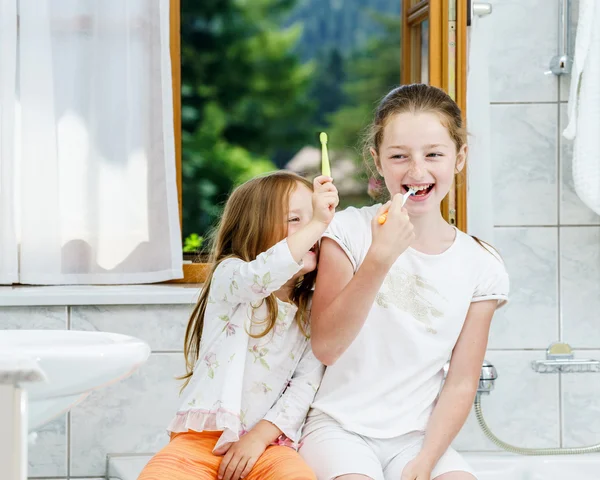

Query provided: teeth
[407,184,433,191]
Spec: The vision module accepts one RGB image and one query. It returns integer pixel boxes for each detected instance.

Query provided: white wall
[457,0,600,452]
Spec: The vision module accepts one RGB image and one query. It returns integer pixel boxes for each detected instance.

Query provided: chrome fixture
[531,342,600,373]
[546,0,572,75]
[472,2,492,18]
[473,358,600,455]
[442,359,497,395]
[468,1,492,26]
[478,361,497,394]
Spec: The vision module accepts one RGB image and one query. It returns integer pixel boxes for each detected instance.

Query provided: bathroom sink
[0,330,151,430]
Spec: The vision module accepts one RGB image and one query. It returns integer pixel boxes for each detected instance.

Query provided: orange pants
[137,431,316,480]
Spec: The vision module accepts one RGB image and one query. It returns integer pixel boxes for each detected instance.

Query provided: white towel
[563,0,600,217]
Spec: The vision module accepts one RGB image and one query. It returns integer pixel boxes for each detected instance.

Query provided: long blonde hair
[179,171,316,390]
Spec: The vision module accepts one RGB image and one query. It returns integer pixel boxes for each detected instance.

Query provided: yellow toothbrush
[378,189,416,224]
[319,132,331,177]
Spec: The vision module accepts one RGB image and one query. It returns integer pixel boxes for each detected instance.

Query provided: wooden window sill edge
[167,263,211,284]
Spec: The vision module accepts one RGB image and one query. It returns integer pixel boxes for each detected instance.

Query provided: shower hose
[475,394,600,455]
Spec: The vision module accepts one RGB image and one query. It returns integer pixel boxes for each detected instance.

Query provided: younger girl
[138,171,338,480]
[301,84,509,480]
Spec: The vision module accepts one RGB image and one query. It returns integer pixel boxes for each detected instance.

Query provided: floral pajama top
[168,239,324,451]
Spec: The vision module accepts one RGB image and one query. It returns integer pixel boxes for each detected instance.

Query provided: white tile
[562,349,600,447]
[491,104,558,226]
[489,228,558,349]
[559,105,600,225]
[560,0,580,102]
[70,304,193,351]
[560,227,600,347]
[108,455,153,480]
[488,0,559,102]
[28,415,67,477]
[453,350,560,451]
[0,306,66,330]
[70,353,183,477]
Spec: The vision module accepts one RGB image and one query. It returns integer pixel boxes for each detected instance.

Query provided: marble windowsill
[0,284,201,307]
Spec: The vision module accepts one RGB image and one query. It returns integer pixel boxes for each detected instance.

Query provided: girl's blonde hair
[179,171,315,390]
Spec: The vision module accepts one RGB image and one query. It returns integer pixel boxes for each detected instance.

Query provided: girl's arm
[413,300,497,471]
[210,239,306,305]
[310,238,390,365]
[211,177,338,306]
[263,342,325,444]
[311,196,415,365]
[216,342,324,480]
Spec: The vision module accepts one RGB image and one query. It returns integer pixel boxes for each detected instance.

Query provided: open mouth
[403,183,435,197]
[309,244,318,254]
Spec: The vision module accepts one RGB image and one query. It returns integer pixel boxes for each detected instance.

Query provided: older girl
[301,84,509,480]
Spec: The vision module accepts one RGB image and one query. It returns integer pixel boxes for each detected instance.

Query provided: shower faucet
[478,361,497,395]
[442,360,498,396]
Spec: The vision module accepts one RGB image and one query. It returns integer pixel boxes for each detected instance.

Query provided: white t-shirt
[311,205,509,438]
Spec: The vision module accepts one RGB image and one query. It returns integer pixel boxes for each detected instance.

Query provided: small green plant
[183,233,204,253]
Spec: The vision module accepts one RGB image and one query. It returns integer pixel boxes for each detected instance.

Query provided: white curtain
[0,0,183,284]
[466,14,495,243]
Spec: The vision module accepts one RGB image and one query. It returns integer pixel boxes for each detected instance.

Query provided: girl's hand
[216,432,268,480]
[370,193,415,267]
[400,455,434,480]
[311,176,339,226]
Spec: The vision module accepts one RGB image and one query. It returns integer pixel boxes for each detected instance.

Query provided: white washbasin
[0,330,151,431]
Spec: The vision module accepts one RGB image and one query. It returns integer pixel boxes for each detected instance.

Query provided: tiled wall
[0,305,192,479]
[455,0,600,451]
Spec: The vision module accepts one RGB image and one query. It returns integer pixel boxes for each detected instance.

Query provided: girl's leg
[299,412,384,480]
[137,431,221,480]
[244,445,316,480]
[383,439,476,480]
[433,472,476,480]
[334,476,374,480]
[429,448,476,480]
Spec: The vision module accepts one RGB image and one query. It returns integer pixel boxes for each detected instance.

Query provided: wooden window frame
[171,0,467,283]
[169,0,210,283]
[401,0,467,232]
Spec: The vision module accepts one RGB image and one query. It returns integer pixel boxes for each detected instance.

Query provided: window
[170,0,467,283]
[401,0,468,230]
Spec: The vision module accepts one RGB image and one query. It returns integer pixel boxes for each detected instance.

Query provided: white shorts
[299,411,476,480]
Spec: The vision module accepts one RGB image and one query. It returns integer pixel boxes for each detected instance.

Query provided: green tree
[181,0,315,239]
[285,0,401,61]
[327,13,401,159]
[309,48,347,129]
